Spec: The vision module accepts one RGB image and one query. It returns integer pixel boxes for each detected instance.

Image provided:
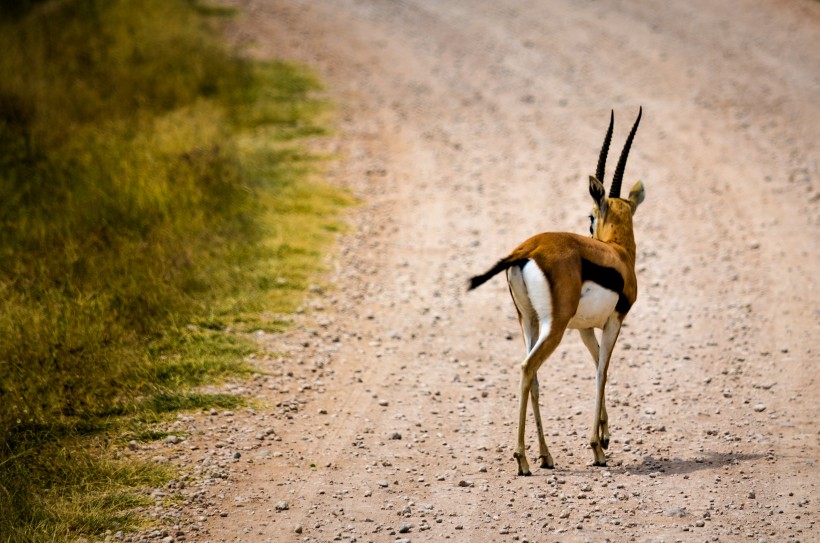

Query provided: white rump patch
[568,281,618,330]
[521,260,552,325]
[507,260,553,355]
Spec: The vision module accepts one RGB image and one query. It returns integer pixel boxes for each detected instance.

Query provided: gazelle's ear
[627,180,646,214]
[589,175,607,212]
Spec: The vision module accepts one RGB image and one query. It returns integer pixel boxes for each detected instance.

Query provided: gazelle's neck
[595,199,638,267]
[603,229,636,266]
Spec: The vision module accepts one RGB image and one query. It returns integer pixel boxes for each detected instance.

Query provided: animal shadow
[627,451,767,476]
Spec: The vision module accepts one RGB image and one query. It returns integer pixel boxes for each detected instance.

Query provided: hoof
[592,459,607,467]
[539,456,554,469]
[513,452,531,476]
[601,437,610,450]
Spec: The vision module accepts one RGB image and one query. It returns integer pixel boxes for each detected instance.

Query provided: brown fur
[504,231,637,320]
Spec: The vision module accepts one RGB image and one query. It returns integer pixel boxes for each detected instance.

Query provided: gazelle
[468,108,646,474]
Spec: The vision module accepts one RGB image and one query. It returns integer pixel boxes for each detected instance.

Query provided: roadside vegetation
[0,1,350,540]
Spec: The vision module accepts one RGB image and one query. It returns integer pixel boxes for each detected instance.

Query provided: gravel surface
[127,1,819,542]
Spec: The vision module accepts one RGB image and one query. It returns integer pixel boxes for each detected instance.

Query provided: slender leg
[579,328,609,449]
[508,263,569,475]
[515,367,533,476]
[515,328,565,475]
[515,293,553,469]
[589,317,621,466]
[513,306,540,476]
[530,375,554,468]
[508,265,543,475]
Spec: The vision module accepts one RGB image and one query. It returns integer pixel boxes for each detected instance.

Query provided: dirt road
[134,1,819,541]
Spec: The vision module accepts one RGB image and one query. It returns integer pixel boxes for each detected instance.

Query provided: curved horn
[595,110,614,185]
[610,106,642,198]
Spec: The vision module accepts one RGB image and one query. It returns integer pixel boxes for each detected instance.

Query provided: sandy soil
[129,1,819,542]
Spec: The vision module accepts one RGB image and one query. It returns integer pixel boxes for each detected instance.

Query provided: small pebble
[754,404,766,412]
[275,501,289,511]
[664,508,687,517]
[389,432,402,440]
[399,523,413,533]
[294,525,303,534]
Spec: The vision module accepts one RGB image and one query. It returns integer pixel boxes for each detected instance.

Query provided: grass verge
[0,1,351,540]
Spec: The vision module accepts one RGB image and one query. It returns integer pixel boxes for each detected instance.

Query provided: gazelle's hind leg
[510,273,554,470]
[579,328,610,449]
[508,262,562,475]
[515,324,565,475]
[530,375,554,468]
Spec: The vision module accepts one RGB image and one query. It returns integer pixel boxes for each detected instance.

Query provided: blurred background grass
[0,0,350,540]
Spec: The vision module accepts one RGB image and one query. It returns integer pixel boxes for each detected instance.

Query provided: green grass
[1,434,172,542]
[140,392,244,416]
[0,0,351,540]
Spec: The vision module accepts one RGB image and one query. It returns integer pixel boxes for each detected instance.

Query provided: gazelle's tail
[467,256,524,291]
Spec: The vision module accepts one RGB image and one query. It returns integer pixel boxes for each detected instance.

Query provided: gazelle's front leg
[589,316,621,466]
[579,328,610,449]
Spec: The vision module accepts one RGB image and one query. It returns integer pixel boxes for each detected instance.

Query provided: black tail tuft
[467,257,522,291]
[467,273,492,291]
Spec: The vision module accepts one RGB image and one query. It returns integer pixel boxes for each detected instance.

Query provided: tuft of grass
[0,0,350,540]
[140,392,245,416]
[0,435,172,543]
[145,327,257,388]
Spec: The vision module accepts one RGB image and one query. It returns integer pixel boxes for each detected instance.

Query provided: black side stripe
[580,259,632,314]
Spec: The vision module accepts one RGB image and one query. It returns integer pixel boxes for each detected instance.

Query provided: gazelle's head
[588,108,646,246]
